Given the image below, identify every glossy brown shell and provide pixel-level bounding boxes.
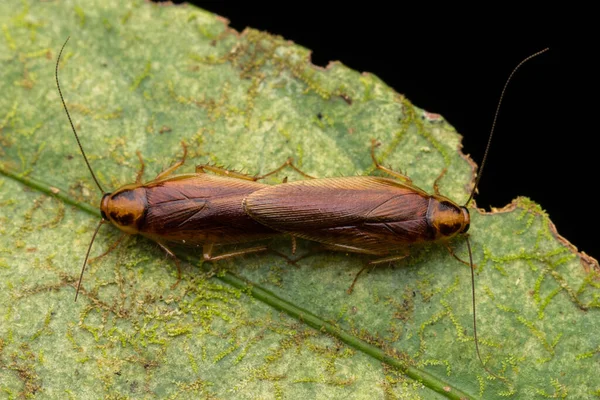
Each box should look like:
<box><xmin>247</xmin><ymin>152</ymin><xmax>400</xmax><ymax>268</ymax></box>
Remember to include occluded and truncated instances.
<box><xmin>104</xmin><ymin>173</ymin><xmax>278</xmax><ymax>246</ymax></box>
<box><xmin>244</xmin><ymin>176</ymin><xmax>440</xmax><ymax>255</ymax></box>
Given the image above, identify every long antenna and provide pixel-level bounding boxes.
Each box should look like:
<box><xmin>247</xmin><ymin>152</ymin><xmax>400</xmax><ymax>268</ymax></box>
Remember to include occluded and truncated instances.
<box><xmin>466</xmin><ymin>236</ymin><xmax>508</xmax><ymax>383</ymax></box>
<box><xmin>464</xmin><ymin>48</ymin><xmax>549</xmax><ymax>206</ymax></box>
<box><xmin>465</xmin><ymin>49</ymin><xmax>549</xmax><ymax>384</ymax></box>
<box><xmin>56</xmin><ymin>37</ymin><xmax>107</xmax><ymax>301</ymax></box>
<box><xmin>55</xmin><ymin>36</ymin><xmax>105</xmax><ymax>194</ymax></box>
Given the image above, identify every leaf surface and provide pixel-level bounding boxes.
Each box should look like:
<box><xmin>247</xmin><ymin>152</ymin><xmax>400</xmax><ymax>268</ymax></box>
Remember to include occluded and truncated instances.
<box><xmin>0</xmin><ymin>1</ymin><xmax>598</xmax><ymax>399</ymax></box>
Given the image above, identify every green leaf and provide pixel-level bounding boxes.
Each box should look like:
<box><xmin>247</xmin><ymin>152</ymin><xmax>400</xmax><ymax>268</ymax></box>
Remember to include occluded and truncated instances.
<box><xmin>0</xmin><ymin>1</ymin><xmax>598</xmax><ymax>399</ymax></box>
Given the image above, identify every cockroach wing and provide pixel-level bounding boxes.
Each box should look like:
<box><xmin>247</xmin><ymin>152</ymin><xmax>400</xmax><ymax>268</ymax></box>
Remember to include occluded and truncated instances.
<box><xmin>244</xmin><ymin>176</ymin><xmax>433</xmax><ymax>255</ymax></box>
<box><xmin>140</xmin><ymin>174</ymin><xmax>276</xmax><ymax>245</ymax></box>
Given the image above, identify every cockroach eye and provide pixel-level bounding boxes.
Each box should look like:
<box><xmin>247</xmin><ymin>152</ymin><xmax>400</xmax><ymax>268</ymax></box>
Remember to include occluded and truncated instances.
<box><xmin>100</xmin><ymin>193</ymin><xmax>111</xmax><ymax>220</ymax></box>
<box><xmin>460</xmin><ymin>206</ymin><xmax>470</xmax><ymax>234</ymax></box>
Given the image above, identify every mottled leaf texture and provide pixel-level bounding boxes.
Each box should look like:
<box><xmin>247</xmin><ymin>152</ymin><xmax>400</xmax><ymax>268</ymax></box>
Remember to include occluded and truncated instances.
<box><xmin>0</xmin><ymin>1</ymin><xmax>598</xmax><ymax>399</ymax></box>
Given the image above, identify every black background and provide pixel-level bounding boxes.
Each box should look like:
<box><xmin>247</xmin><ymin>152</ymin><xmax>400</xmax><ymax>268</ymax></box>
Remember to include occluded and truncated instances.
<box><xmin>165</xmin><ymin>3</ymin><xmax>597</xmax><ymax>262</ymax></box>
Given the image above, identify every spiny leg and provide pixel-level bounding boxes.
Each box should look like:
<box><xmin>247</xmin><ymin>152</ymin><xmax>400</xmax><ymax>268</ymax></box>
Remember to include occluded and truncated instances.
<box><xmin>320</xmin><ymin>243</ymin><xmax>382</xmax><ymax>256</ymax></box>
<box><xmin>433</xmin><ymin>168</ymin><xmax>448</xmax><ymax>196</ymax></box>
<box><xmin>202</xmin><ymin>243</ymin><xmax>269</xmax><ymax>262</ymax></box>
<box><xmin>203</xmin><ymin>241</ymin><xmax>299</xmax><ymax>266</ymax></box>
<box><xmin>154</xmin><ymin>141</ymin><xmax>188</xmax><ymax>181</ymax></box>
<box><xmin>347</xmin><ymin>253</ymin><xmax>408</xmax><ymax>294</ymax></box>
<box><xmin>267</xmin><ymin>238</ymin><xmax>333</xmax><ymax>265</ymax></box>
<box><xmin>197</xmin><ymin>157</ymin><xmax>316</xmax><ymax>181</ymax></box>
<box><xmin>370</xmin><ymin>139</ymin><xmax>412</xmax><ymax>184</ymax></box>
<box><xmin>254</xmin><ymin>157</ymin><xmax>316</xmax><ymax>180</ymax></box>
<box><xmin>291</xmin><ymin>236</ymin><xmax>297</xmax><ymax>255</ymax></box>
<box><xmin>135</xmin><ymin>151</ymin><xmax>145</xmax><ymax>184</ymax></box>
<box><xmin>156</xmin><ymin>241</ymin><xmax>183</xmax><ymax>289</ymax></box>
<box><xmin>196</xmin><ymin>164</ymin><xmax>263</xmax><ymax>181</ymax></box>
<box><xmin>264</xmin><ymin>236</ymin><xmax>304</xmax><ymax>267</ymax></box>
<box><xmin>265</xmin><ymin>248</ymin><xmax>299</xmax><ymax>266</ymax></box>
<box><xmin>305</xmin><ymin>241</ymin><xmax>409</xmax><ymax>294</ymax></box>
<box><xmin>347</xmin><ymin>264</ymin><xmax>374</xmax><ymax>295</ymax></box>
<box><xmin>157</xmin><ymin>241</ymin><xmax>273</xmax><ymax>288</ymax></box>
<box><xmin>283</xmin><ymin>246</ymin><xmax>329</xmax><ymax>265</ymax></box>
<box><xmin>444</xmin><ymin>242</ymin><xmax>472</xmax><ymax>267</ymax></box>
<box><xmin>88</xmin><ymin>233</ymin><xmax>127</xmax><ymax>264</ymax></box>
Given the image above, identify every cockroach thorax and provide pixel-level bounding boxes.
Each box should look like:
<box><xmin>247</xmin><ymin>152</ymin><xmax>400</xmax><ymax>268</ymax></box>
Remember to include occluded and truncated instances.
<box><xmin>426</xmin><ymin>195</ymin><xmax>471</xmax><ymax>240</ymax></box>
<box><xmin>100</xmin><ymin>188</ymin><xmax>147</xmax><ymax>235</ymax></box>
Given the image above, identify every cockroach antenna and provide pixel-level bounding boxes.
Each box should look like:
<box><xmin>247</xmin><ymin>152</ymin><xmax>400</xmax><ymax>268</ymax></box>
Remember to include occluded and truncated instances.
<box><xmin>465</xmin><ymin>48</ymin><xmax>549</xmax><ymax>381</ymax></box>
<box><xmin>465</xmin><ymin>48</ymin><xmax>549</xmax><ymax>206</ymax></box>
<box><xmin>55</xmin><ymin>36</ymin><xmax>105</xmax><ymax>195</ymax></box>
<box><xmin>56</xmin><ymin>36</ymin><xmax>107</xmax><ymax>301</ymax></box>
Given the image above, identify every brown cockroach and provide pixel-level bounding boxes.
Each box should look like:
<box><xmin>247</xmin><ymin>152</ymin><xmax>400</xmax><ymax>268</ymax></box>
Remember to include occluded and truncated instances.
<box><xmin>55</xmin><ymin>37</ymin><xmax>305</xmax><ymax>301</ymax></box>
<box><xmin>243</xmin><ymin>49</ymin><xmax>549</xmax><ymax>379</ymax></box>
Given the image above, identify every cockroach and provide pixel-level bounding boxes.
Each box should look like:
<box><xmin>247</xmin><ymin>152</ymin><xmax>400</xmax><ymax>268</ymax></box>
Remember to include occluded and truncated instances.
<box><xmin>55</xmin><ymin>37</ymin><xmax>303</xmax><ymax>301</ymax></box>
<box><xmin>243</xmin><ymin>49</ymin><xmax>549</xmax><ymax>379</ymax></box>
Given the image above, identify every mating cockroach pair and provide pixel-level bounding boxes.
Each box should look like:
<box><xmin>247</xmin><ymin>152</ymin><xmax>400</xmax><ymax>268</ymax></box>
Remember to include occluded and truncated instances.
<box><xmin>56</xmin><ymin>37</ymin><xmax>547</xmax><ymax>379</ymax></box>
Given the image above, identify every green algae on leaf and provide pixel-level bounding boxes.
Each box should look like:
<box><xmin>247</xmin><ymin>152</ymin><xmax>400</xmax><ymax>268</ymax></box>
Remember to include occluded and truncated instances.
<box><xmin>0</xmin><ymin>1</ymin><xmax>599</xmax><ymax>399</ymax></box>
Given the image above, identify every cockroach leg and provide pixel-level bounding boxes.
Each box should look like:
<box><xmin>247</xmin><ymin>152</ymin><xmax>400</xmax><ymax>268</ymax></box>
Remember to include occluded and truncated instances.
<box><xmin>265</xmin><ymin>247</ymin><xmax>299</xmax><ymax>266</ymax></box>
<box><xmin>156</xmin><ymin>241</ymin><xmax>178</xmax><ymax>259</ymax></box>
<box><xmin>321</xmin><ymin>243</ymin><xmax>381</xmax><ymax>256</ymax></box>
<box><xmin>202</xmin><ymin>243</ymin><xmax>269</xmax><ymax>262</ymax></box>
<box><xmin>347</xmin><ymin>265</ymin><xmax>373</xmax><ymax>294</ymax></box>
<box><xmin>368</xmin><ymin>253</ymin><xmax>409</xmax><ymax>265</ymax></box>
<box><xmin>254</xmin><ymin>157</ymin><xmax>316</xmax><ymax>180</ymax></box>
<box><xmin>211</xmin><ymin>246</ymin><xmax>268</xmax><ymax>261</ymax></box>
<box><xmin>197</xmin><ymin>158</ymin><xmax>315</xmax><ymax>181</ymax></box>
<box><xmin>370</xmin><ymin>139</ymin><xmax>412</xmax><ymax>184</ymax></box>
<box><xmin>156</xmin><ymin>241</ymin><xmax>183</xmax><ymax>289</ymax></box>
<box><xmin>444</xmin><ymin>242</ymin><xmax>472</xmax><ymax>267</ymax></box>
<box><xmin>88</xmin><ymin>233</ymin><xmax>127</xmax><ymax>264</ymax></box>
<box><xmin>432</xmin><ymin>168</ymin><xmax>448</xmax><ymax>196</ymax></box>
<box><xmin>201</xmin><ymin>241</ymin><xmax>298</xmax><ymax>267</ymax></box>
<box><xmin>286</xmin><ymin>245</ymin><xmax>328</xmax><ymax>264</ymax></box>
<box><xmin>348</xmin><ymin>252</ymin><xmax>409</xmax><ymax>294</ymax></box>
<box><xmin>135</xmin><ymin>151</ymin><xmax>145</xmax><ymax>184</ymax></box>
<box><xmin>195</xmin><ymin>164</ymin><xmax>260</xmax><ymax>181</ymax></box>
<box><xmin>291</xmin><ymin>236</ymin><xmax>297</xmax><ymax>255</ymax></box>
<box><xmin>202</xmin><ymin>243</ymin><xmax>214</xmax><ymax>259</ymax></box>
<box><xmin>154</xmin><ymin>141</ymin><xmax>188</xmax><ymax>180</ymax></box>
